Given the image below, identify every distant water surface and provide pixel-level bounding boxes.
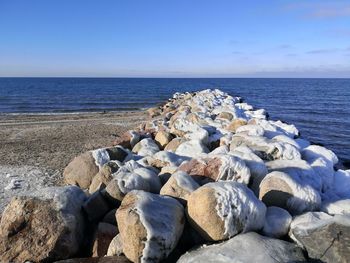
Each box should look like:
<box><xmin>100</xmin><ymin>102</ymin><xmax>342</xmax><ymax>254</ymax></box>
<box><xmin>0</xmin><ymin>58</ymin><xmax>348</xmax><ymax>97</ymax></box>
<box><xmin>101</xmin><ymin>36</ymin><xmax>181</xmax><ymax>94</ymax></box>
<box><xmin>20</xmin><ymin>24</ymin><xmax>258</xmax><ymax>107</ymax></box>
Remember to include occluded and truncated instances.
<box><xmin>0</xmin><ymin>78</ymin><xmax>349</xmax><ymax>164</ymax></box>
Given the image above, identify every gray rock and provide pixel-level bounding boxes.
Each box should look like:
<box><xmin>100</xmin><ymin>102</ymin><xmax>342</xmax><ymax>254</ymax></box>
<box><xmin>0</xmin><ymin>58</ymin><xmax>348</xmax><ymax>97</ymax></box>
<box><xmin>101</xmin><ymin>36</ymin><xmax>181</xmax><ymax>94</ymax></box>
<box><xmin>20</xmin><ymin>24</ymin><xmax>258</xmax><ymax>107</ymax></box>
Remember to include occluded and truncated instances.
<box><xmin>177</xmin><ymin>232</ymin><xmax>306</xmax><ymax>263</ymax></box>
<box><xmin>290</xmin><ymin>212</ymin><xmax>350</xmax><ymax>263</ymax></box>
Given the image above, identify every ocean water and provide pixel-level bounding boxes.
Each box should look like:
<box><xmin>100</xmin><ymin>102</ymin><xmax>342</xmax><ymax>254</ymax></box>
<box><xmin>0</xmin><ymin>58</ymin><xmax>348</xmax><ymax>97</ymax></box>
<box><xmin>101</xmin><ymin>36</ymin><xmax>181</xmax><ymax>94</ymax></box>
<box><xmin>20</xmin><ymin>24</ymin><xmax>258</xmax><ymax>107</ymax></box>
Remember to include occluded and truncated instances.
<box><xmin>0</xmin><ymin>78</ymin><xmax>349</xmax><ymax>164</ymax></box>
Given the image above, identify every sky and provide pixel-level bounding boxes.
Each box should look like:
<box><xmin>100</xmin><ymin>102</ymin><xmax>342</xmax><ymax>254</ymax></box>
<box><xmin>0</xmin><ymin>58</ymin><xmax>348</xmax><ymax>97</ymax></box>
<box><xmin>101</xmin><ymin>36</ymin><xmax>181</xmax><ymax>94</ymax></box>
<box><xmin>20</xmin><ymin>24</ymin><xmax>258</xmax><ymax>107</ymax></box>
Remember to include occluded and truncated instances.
<box><xmin>0</xmin><ymin>0</ymin><xmax>349</xmax><ymax>77</ymax></box>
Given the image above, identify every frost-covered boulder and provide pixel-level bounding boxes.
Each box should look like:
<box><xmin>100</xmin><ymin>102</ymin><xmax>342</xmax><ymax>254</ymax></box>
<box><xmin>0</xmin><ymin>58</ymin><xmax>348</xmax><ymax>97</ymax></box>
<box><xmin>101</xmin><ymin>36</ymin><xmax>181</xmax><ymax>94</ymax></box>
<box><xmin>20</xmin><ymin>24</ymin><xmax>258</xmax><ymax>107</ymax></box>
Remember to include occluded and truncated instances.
<box><xmin>132</xmin><ymin>138</ymin><xmax>160</xmax><ymax>157</ymax></box>
<box><xmin>175</xmin><ymin>139</ymin><xmax>209</xmax><ymax>158</ymax></box>
<box><xmin>177</xmin><ymin>232</ymin><xmax>305</xmax><ymax>263</ymax></box>
<box><xmin>259</xmin><ymin>171</ymin><xmax>321</xmax><ymax>215</ymax></box>
<box><xmin>116</xmin><ymin>190</ymin><xmax>185</xmax><ymax>263</ymax></box>
<box><xmin>148</xmin><ymin>151</ymin><xmax>190</xmax><ymax>169</ymax></box>
<box><xmin>262</xmin><ymin>206</ymin><xmax>292</xmax><ymax>238</ymax></box>
<box><xmin>103</xmin><ymin>160</ymin><xmax>162</xmax><ymax>202</ymax></box>
<box><xmin>266</xmin><ymin>159</ymin><xmax>322</xmax><ymax>192</ymax></box>
<box><xmin>186</xmin><ymin>181</ymin><xmax>266</xmax><ymax>241</ymax></box>
<box><xmin>160</xmin><ymin>171</ymin><xmax>200</xmax><ymax>203</ymax></box>
<box><xmin>170</xmin><ymin>118</ymin><xmax>209</xmax><ymax>145</ymax></box>
<box><xmin>289</xmin><ymin>212</ymin><xmax>350</xmax><ymax>263</ymax></box>
<box><xmin>230</xmin><ymin>146</ymin><xmax>268</xmax><ymax>192</ymax></box>
<box><xmin>230</xmin><ymin>134</ymin><xmax>301</xmax><ymax>161</ymax></box>
<box><xmin>225</xmin><ymin>119</ymin><xmax>247</xmax><ymax>132</ymax></box>
<box><xmin>178</xmin><ymin>155</ymin><xmax>251</xmax><ymax>184</ymax></box>
<box><xmin>0</xmin><ymin>186</ymin><xmax>86</xmax><ymax>262</ymax></box>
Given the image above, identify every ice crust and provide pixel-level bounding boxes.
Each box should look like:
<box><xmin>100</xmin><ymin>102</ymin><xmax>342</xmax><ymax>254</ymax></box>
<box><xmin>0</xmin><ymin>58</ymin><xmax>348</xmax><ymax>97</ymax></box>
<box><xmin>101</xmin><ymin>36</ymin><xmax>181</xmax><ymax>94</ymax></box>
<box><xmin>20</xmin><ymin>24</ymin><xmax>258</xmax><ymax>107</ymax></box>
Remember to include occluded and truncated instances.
<box><xmin>210</xmin><ymin>181</ymin><xmax>266</xmax><ymax>237</ymax></box>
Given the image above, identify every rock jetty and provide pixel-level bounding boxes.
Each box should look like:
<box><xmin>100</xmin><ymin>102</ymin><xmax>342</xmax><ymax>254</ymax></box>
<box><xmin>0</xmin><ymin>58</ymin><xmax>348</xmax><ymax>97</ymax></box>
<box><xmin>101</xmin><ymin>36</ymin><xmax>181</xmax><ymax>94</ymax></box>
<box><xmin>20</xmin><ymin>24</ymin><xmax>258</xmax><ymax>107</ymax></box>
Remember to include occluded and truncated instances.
<box><xmin>1</xmin><ymin>89</ymin><xmax>350</xmax><ymax>263</ymax></box>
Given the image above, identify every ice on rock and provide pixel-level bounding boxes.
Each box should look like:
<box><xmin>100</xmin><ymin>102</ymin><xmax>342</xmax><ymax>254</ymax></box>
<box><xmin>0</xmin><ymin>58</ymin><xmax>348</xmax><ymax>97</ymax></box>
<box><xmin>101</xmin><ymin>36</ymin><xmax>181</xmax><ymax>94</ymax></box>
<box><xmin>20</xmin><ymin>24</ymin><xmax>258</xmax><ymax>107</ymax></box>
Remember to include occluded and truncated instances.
<box><xmin>170</xmin><ymin>118</ymin><xmax>209</xmax><ymax>144</ymax></box>
<box><xmin>230</xmin><ymin>146</ymin><xmax>268</xmax><ymax>192</ymax></box>
<box><xmin>322</xmin><ymin>199</ymin><xmax>350</xmax><ymax>215</ymax></box>
<box><xmin>175</xmin><ymin>139</ymin><xmax>209</xmax><ymax>158</ymax></box>
<box><xmin>235</xmin><ymin>124</ymin><xmax>265</xmax><ymax>136</ymax></box>
<box><xmin>112</xmin><ymin>160</ymin><xmax>161</xmax><ymax>195</ymax></box>
<box><xmin>151</xmin><ymin>151</ymin><xmax>190</xmax><ymax>167</ymax></box>
<box><xmin>266</xmin><ymin>159</ymin><xmax>322</xmax><ymax>192</ymax></box>
<box><xmin>91</xmin><ymin>148</ymin><xmax>110</xmax><ymax>168</ymax></box>
<box><xmin>262</xmin><ymin>206</ymin><xmax>292</xmax><ymax>238</ymax></box>
<box><xmin>212</xmin><ymin>181</ymin><xmax>266</xmax><ymax>236</ymax></box>
<box><xmin>132</xmin><ymin>138</ymin><xmax>160</xmax><ymax>157</ymax></box>
<box><xmin>331</xmin><ymin>169</ymin><xmax>350</xmax><ymax>199</ymax></box>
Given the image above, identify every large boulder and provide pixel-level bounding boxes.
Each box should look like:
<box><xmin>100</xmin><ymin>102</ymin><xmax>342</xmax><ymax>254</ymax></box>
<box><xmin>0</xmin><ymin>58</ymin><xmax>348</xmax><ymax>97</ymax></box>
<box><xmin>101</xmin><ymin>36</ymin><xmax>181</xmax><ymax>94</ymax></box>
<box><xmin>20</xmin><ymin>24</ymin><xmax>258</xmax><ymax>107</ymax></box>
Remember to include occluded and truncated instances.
<box><xmin>116</xmin><ymin>190</ymin><xmax>185</xmax><ymax>263</ymax></box>
<box><xmin>103</xmin><ymin>160</ymin><xmax>162</xmax><ymax>203</ymax></box>
<box><xmin>186</xmin><ymin>181</ymin><xmax>266</xmax><ymax>241</ymax></box>
<box><xmin>113</xmin><ymin>130</ymin><xmax>141</xmax><ymax>149</ymax></box>
<box><xmin>64</xmin><ymin>151</ymin><xmax>101</xmax><ymax>189</ymax></box>
<box><xmin>178</xmin><ymin>155</ymin><xmax>251</xmax><ymax>184</ymax></box>
<box><xmin>259</xmin><ymin>171</ymin><xmax>321</xmax><ymax>215</ymax></box>
<box><xmin>177</xmin><ymin>232</ymin><xmax>306</xmax><ymax>263</ymax></box>
<box><xmin>0</xmin><ymin>186</ymin><xmax>86</xmax><ymax>262</ymax></box>
<box><xmin>132</xmin><ymin>138</ymin><xmax>159</xmax><ymax>157</ymax></box>
<box><xmin>289</xmin><ymin>212</ymin><xmax>350</xmax><ymax>263</ymax></box>
<box><xmin>154</xmin><ymin>130</ymin><xmax>173</xmax><ymax>149</ymax></box>
<box><xmin>175</xmin><ymin>139</ymin><xmax>209</xmax><ymax>158</ymax></box>
<box><xmin>148</xmin><ymin>151</ymin><xmax>189</xmax><ymax>169</ymax></box>
<box><xmin>160</xmin><ymin>171</ymin><xmax>200</xmax><ymax>204</ymax></box>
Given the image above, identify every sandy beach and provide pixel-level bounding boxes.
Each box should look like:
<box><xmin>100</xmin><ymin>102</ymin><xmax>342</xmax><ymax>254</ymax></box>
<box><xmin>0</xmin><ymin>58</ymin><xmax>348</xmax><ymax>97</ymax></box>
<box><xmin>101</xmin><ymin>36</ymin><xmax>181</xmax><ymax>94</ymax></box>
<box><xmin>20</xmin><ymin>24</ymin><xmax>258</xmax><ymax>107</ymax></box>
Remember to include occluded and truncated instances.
<box><xmin>0</xmin><ymin>111</ymin><xmax>146</xmax><ymax>211</ymax></box>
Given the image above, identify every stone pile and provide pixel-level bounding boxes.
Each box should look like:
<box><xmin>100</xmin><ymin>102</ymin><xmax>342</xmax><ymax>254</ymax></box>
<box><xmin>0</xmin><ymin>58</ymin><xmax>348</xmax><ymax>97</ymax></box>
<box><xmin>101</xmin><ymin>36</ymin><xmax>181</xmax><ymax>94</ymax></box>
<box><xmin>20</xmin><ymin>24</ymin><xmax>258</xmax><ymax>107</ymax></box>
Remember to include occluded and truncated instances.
<box><xmin>1</xmin><ymin>89</ymin><xmax>350</xmax><ymax>263</ymax></box>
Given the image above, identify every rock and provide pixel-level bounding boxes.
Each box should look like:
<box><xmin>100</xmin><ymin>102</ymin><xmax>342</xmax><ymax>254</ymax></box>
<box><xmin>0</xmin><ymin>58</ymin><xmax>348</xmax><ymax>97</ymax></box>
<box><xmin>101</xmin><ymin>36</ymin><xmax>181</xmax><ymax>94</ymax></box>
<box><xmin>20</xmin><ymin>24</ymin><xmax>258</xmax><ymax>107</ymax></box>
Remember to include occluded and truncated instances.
<box><xmin>64</xmin><ymin>151</ymin><xmax>100</xmax><ymax>189</ymax></box>
<box><xmin>289</xmin><ymin>212</ymin><xmax>350</xmax><ymax>263</ymax></box>
<box><xmin>259</xmin><ymin>171</ymin><xmax>321</xmax><ymax>215</ymax></box>
<box><xmin>164</xmin><ymin>137</ymin><xmax>185</xmax><ymax>152</ymax></box>
<box><xmin>103</xmin><ymin>160</ymin><xmax>162</xmax><ymax>203</ymax></box>
<box><xmin>107</xmin><ymin>234</ymin><xmax>123</xmax><ymax>256</ymax></box>
<box><xmin>55</xmin><ymin>256</ymin><xmax>131</xmax><ymax>263</ymax></box>
<box><xmin>322</xmin><ymin>199</ymin><xmax>350</xmax><ymax>215</ymax></box>
<box><xmin>106</xmin><ymin>146</ymin><xmax>129</xmax><ymax>162</ymax></box>
<box><xmin>160</xmin><ymin>171</ymin><xmax>200</xmax><ymax>204</ymax></box>
<box><xmin>177</xmin><ymin>232</ymin><xmax>306</xmax><ymax>263</ymax></box>
<box><xmin>154</xmin><ymin>131</ymin><xmax>173</xmax><ymax>149</ymax></box>
<box><xmin>83</xmin><ymin>191</ymin><xmax>110</xmax><ymax>222</ymax></box>
<box><xmin>113</xmin><ymin>130</ymin><xmax>141</xmax><ymax>149</ymax></box>
<box><xmin>225</xmin><ymin>119</ymin><xmax>247</xmax><ymax>132</ymax></box>
<box><xmin>0</xmin><ymin>186</ymin><xmax>86</xmax><ymax>262</ymax></box>
<box><xmin>217</xmin><ymin>111</ymin><xmax>233</xmax><ymax>121</ymax></box>
<box><xmin>147</xmin><ymin>107</ymin><xmax>161</xmax><ymax>118</ymax></box>
<box><xmin>175</xmin><ymin>139</ymin><xmax>209</xmax><ymax>158</ymax></box>
<box><xmin>170</xmin><ymin>119</ymin><xmax>209</xmax><ymax>145</ymax></box>
<box><xmin>102</xmin><ymin>208</ymin><xmax>118</xmax><ymax>226</ymax></box>
<box><xmin>262</xmin><ymin>206</ymin><xmax>292</xmax><ymax>238</ymax></box>
<box><xmin>230</xmin><ymin>134</ymin><xmax>301</xmax><ymax>161</ymax></box>
<box><xmin>92</xmin><ymin>223</ymin><xmax>119</xmax><ymax>257</ymax></box>
<box><xmin>148</xmin><ymin>151</ymin><xmax>189</xmax><ymax>169</ymax></box>
<box><xmin>186</xmin><ymin>181</ymin><xmax>266</xmax><ymax>241</ymax></box>
<box><xmin>89</xmin><ymin>161</ymin><xmax>121</xmax><ymax>194</ymax></box>
<box><xmin>178</xmin><ymin>155</ymin><xmax>251</xmax><ymax>185</ymax></box>
<box><xmin>132</xmin><ymin>138</ymin><xmax>160</xmax><ymax>157</ymax></box>
<box><xmin>116</xmin><ymin>190</ymin><xmax>185</xmax><ymax>263</ymax></box>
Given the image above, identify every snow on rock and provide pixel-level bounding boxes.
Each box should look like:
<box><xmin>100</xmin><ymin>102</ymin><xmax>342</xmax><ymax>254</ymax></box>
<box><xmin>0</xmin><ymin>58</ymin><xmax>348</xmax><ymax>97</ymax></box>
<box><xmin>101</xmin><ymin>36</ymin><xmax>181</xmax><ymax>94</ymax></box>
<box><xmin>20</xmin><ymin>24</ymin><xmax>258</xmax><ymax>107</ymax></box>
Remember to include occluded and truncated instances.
<box><xmin>187</xmin><ymin>181</ymin><xmax>266</xmax><ymax>241</ymax></box>
<box><xmin>259</xmin><ymin>171</ymin><xmax>321</xmax><ymax>215</ymax></box>
<box><xmin>91</xmin><ymin>148</ymin><xmax>110</xmax><ymax>168</ymax></box>
<box><xmin>149</xmin><ymin>150</ymin><xmax>190</xmax><ymax>168</ymax></box>
<box><xmin>175</xmin><ymin>139</ymin><xmax>209</xmax><ymax>158</ymax></box>
<box><xmin>331</xmin><ymin>169</ymin><xmax>350</xmax><ymax>199</ymax></box>
<box><xmin>262</xmin><ymin>206</ymin><xmax>292</xmax><ymax>238</ymax></box>
<box><xmin>177</xmin><ymin>232</ymin><xmax>306</xmax><ymax>263</ymax></box>
<box><xmin>116</xmin><ymin>190</ymin><xmax>185</xmax><ymax>263</ymax></box>
<box><xmin>132</xmin><ymin>138</ymin><xmax>160</xmax><ymax>157</ymax></box>
<box><xmin>178</xmin><ymin>155</ymin><xmax>251</xmax><ymax>184</ymax></box>
<box><xmin>322</xmin><ymin>199</ymin><xmax>350</xmax><ymax>215</ymax></box>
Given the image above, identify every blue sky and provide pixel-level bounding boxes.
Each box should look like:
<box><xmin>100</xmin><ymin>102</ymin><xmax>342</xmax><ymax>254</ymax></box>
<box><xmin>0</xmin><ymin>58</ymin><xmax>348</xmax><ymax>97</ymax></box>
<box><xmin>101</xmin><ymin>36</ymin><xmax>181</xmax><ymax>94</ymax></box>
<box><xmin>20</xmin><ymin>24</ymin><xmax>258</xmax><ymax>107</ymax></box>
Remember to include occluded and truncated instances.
<box><xmin>0</xmin><ymin>0</ymin><xmax>349</xmax><ymax>77</ymax></box>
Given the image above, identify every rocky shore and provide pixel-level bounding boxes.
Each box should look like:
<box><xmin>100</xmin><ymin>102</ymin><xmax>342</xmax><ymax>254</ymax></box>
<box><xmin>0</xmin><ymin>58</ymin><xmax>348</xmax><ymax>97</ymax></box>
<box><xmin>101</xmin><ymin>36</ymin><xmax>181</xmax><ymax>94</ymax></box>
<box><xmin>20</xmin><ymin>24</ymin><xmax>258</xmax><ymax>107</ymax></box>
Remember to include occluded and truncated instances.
<box><xmin>0</xmin><ymin>89</ymin><xmax>349</xmax><ymax>262</ymax></box>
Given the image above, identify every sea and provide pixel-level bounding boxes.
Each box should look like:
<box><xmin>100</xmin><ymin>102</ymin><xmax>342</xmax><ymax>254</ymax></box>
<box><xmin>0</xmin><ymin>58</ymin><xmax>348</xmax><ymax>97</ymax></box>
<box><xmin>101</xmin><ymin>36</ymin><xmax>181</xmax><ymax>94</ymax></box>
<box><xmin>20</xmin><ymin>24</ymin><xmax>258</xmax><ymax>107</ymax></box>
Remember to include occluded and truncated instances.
<box><xmin>0</xmin><ymin>78</ymin><xmax>349</xmax><ymax>165</ymax></box>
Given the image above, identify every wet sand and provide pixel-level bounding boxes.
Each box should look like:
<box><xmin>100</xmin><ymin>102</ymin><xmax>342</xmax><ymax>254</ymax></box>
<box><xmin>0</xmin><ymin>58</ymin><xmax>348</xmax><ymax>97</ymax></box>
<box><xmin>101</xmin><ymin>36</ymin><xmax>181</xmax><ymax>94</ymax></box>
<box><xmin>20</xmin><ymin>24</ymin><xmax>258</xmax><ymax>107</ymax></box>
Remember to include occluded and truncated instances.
<box><xmin>0</xmin><ymin>111</ymin><xmax>146</xmax><ymax>211</ymax></box>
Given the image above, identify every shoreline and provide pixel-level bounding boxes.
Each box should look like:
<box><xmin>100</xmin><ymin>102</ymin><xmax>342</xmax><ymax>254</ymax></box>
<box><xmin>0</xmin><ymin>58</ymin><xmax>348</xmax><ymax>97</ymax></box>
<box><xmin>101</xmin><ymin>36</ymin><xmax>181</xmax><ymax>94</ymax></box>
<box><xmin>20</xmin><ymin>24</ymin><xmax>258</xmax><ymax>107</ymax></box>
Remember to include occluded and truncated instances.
<box><xmin>0</xmin><ymin>110</ymin><xmax>147</xmax><ymax>212</ymax></box>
